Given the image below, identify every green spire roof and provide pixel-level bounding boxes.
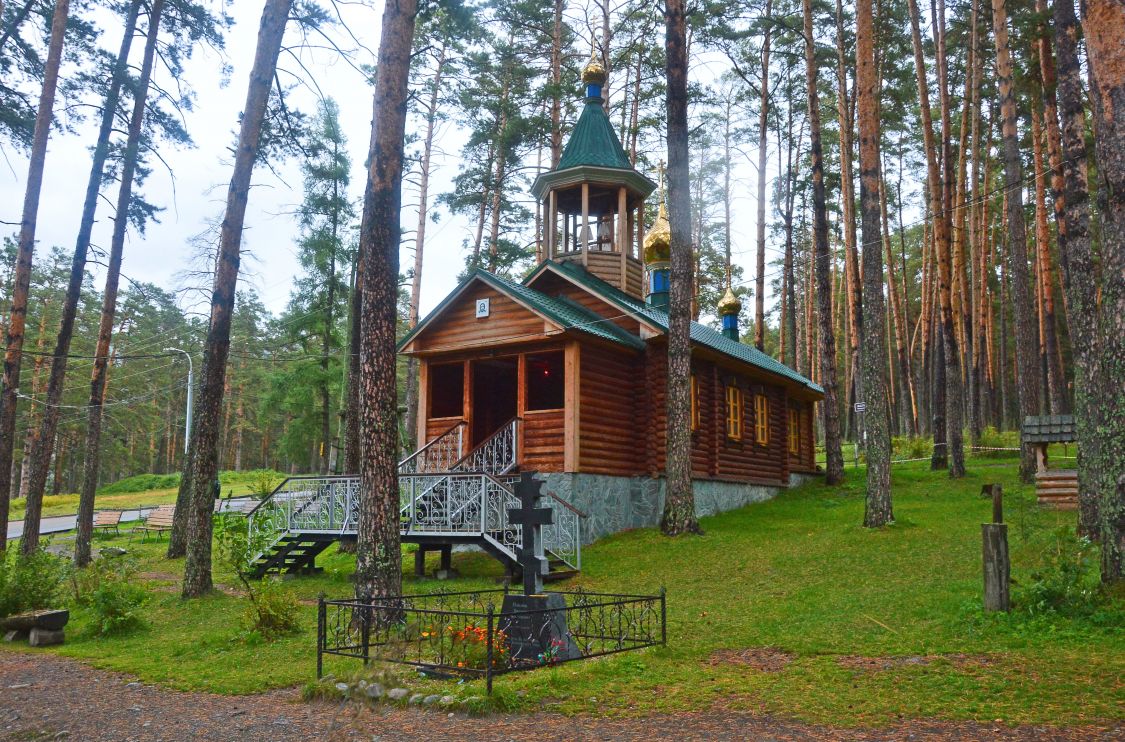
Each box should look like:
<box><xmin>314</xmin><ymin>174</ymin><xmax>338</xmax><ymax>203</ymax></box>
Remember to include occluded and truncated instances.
<box><xmin>556</xmin><ymin>98</ymin><xmax>632</xmax><ymax>171</ymax></box>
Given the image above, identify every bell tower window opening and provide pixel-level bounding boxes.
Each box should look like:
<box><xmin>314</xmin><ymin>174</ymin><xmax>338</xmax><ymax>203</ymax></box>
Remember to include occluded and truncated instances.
<box><xmin>525</xmin><ymin>352</ymin><xmax>565</xmax><ymax>411</ymax></box>
<box><xmin>429</xmin><ymin>362</ymin><xmax>465</xmax><ymax>419</ymax></box>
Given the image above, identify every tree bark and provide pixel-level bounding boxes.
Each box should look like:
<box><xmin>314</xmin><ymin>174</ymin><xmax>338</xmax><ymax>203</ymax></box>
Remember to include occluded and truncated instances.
<box><xmin>1052</xmin><ymin>0</ymin><xmax>1097</xmax><ymax>538</ymax></box>
<box><xmin>660</xmin><ymin>0</ymin><xmax>701</xmax><ymax>535</ymax></box>
<box><xmin>857</xmin><ymin>0</ymin><xmax>891</xmax><ymax>524</ymax></box>
<box><xmin>802</xmin><ymin>0</ymin><xmax>845</xmax><ymax>485</ymax></box>
<box><xmin>0</xmin><ymin>0</ymin><xmax>69</xmax><ymax>552</ymax></box>
<box><xmin>992</xmin><ymin>0</ymin><xmax>1041</xmax><ymax>481</ymax></box>
<box><xmin>181</xmin><ymin>0</ymin><xmax>292</xmax><ymax>596</ymax></box>
<box><xmin>1080</xmin><ymin>0</ymin><xmax>1125</xmax><ymax>581</ymax></box>
<box><xmin>753</xmin><ymin>0</ymin><xmax>773</xmax><ymax>351</ymax></box>
<box><xmin>404</xmin><ymin>43</ymin><xmax>447</xmax><ymax>456</ymax></box>
<box><xmin>1030</xmin><ymin>104</ymin><xmax>1067</xmax><ymax>416</ymax></box>
<box><xmin>75</xmin><ymin>0</ymin><xmax>163</xmax><ymax>566</ymax></box>
<box><xmin>354</xmin><ymin>0</ymin><xmax>417</xmax><ymax>602</ymax></box>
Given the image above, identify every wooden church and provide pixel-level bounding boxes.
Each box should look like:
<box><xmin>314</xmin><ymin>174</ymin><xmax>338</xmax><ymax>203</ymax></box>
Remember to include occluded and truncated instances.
<box><xmin>398</xmin><ymin>55</ymin><xmax>823</xmax><ymax>504</ymax></box>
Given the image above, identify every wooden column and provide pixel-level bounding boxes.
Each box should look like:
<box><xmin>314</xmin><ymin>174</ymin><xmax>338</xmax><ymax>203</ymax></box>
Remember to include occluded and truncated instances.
<box><xmin>516</xmin><ymin>353</ymin><xmax>526</xmax><ymax>468</ymax></box>
<box><xmin>463</xmin><ymin>359</ymin><xmax>473</xmax><ymax>446</ymax></box>
<box><xmin>617</xmin><ymin>187</ymin><xmax>628</xmax><ymax>290</ymax></box>
<box><xmin>547</xmin><ymin>190</ymin><xmax>557</xmax><ymax>260</ymax></box>
<box><xmin>581</xmin><ymin>182</ymin><xmax>590</xmax><ymax>267</ymax></box>
<box><xmin>564</xmin><ymin>341</ymin><xmax>580</xmax><ymax>472</ymax></box>
<box><xmin>416</xmin><ymin>359</ymin><xmax>429</xmax><ymax>450</ymax></box>
<box><xmin>636</xmin><ymin>205</ymin><xmax>646</xmax><ymax>261</ymax></box>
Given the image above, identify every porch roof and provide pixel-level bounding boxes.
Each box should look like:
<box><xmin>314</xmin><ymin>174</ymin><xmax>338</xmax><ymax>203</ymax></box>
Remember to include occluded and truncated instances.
<box><xmin>397</xmin><ymin>268</ymin><xmax>645</xmax><ymax>353</ymax></box>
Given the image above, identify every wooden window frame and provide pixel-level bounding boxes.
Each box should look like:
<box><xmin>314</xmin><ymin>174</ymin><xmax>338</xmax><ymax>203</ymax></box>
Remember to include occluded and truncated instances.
<box><xmin>788</xmin><ymin>407</ymin><xmax>800</xmax><ymax>454</ymax></box>
<box><xmin>725</xmin><ymin>384</ymin><xmax>742</xmax><ymax>441</ymax></box>
<box><xmin>754</xmin><ymin>393</ymin><xmax>770</xmax><ymax>445</ymax></box>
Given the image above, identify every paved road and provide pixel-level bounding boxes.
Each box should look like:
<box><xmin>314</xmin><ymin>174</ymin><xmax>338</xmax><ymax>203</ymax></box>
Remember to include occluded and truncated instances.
<box><xmin>5</xmin><ymin>498</ymin><xmax>255</xmax><ymax>541</ymax></box>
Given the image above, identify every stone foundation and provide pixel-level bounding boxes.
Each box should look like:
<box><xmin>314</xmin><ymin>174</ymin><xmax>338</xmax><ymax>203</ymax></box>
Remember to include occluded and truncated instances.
<box><xmin>542</xmin><ymin>471</ymin><xmax>821</xmax><ymax>545</ymax></box>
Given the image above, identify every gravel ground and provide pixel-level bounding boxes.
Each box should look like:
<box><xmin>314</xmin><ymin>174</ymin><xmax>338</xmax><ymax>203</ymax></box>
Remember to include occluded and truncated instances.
<box><xmin>0</xmin><ymin>652</ymin><xmax>1120</xmax><ymax>741</ymax></box>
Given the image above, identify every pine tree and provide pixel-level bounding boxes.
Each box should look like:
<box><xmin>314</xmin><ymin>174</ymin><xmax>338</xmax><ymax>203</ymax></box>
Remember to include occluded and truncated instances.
<box><xmin>354</xmin><ymin>0</ymin><xmax>418</xmax><ymax>603</ymax></box>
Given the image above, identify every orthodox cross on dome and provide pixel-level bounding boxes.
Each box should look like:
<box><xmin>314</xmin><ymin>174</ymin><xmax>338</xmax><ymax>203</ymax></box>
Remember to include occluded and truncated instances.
<box><xmin>508</xmin><ymin>472</ymin><xmax>553</xmax><ymax>595</ymax></box>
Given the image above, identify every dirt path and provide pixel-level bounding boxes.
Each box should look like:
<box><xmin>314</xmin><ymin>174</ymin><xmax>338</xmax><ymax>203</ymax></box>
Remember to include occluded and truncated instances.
<box><xmin>0</xmin><ymin>653</ymin><xmax>1119</xmax><ymax>741</ymax></box>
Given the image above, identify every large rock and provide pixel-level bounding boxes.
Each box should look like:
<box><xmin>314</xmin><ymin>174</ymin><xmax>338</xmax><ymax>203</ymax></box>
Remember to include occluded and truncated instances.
<box><xmin>0</xmin><ymin>610</ymin><xmax>69</xmax><ymax>632</ymax></box>
<box><xmin>28</xmin><ymin>628</ymin><xmax>65</xmax><ymax>647</ymax></box>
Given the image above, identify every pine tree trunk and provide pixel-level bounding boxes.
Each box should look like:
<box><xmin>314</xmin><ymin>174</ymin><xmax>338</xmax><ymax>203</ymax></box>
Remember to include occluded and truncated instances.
<box><xmin>991</xmin><ymin>0</ymin><xmax>1042</xmax><ymax>481</ymax></box>
<box><xmin>404</xmin><ymin>42</ymin><xmax>448</xmax><ymax>453</ymax></box>
<box><xmin>75</xmin><ymin>0</ymin><xmax>162</xmax><ymax>566</ymax></box>
<box><xmin>20</xmin><ymin>1</ymin><xmax>144</xmax><ymax>553</ymax></box>
<box><xmin>181</xmin><ymin>0</ymin><xmax>292</xmax><ymax>596</ymax></box>
<box><xmin>802</xmin><ymin>0</ymin><xmax>845</xmax><ymax>485</ymax></box>
<box><xmin>753</xmin><ymin>0</ymin><xmax>773</xmax><ymax>351</ymax></box>
<box><xmin>1052</xmin><ymin>0</ymin><xmax>1097</xmax><ymax>538</ymax></box>
<box><xmin>354</xmin><ymin>0</ymin><xmax>416</xmax><ymax>602</ymax></box>
<box><xmin>1080</xmin><ymin>0</ymin><xmax>1125</xmax><ymax>581</ymax></box>
<box><xmin>0</xmin><ymin>0</ymin><xmax>69</xmax><ymax>552</ymax></box>
<box><xmin>660</xmin><ymin>0</ymin><xmax>701</xmax><ymax>535</ymax></box>
<box><xmin>344</xmin><ymin>209</ymin><xmax>364</xmax><ymax>474</ymax></box>
<box><xmin>550</xmin><ymin>0</ymin><xmax>563</xmax><ymax>167</ymax></box>
<box><xmin>857</xmin><ymin>0</ymin><xmax>892</xmax><ymax>524</ymax></box>
<box><xmin>1030</xmin><ymin>105</ymin><xmax>1067</xmax><ymax>415</ymax></box>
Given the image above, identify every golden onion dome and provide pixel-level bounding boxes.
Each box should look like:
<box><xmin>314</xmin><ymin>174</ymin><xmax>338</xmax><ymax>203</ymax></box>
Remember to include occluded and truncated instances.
<box><xmin>643</xmin><ymin>201</ymin><xmax>671</xmax><ymax>264</ymax></box>
<box><xmin>581</xmin><ymin>52</ymin><xmax>607</xmax><ymax>87</ymax></box>
<box><xmin>717</xmin><ymin>286</ymin><xmax>742</xmax><ymax>316</ymax></box>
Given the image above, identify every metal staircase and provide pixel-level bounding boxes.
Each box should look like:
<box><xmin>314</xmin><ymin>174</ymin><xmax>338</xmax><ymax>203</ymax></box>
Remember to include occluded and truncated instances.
<box><xmin>245</xmin><ymin>419</ymin><xmax>584</xmax><ymax>580</ymax></box>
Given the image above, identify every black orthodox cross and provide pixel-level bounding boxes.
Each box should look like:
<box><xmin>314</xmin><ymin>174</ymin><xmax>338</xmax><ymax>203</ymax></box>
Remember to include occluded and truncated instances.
<box><xmin>508</xmin><ymin>471</ymin><xmax>553</xmax><ymax>595</ymax></box>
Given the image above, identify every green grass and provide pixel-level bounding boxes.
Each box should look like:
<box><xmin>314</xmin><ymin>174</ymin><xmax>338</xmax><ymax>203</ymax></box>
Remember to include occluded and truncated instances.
<box><xmin>8</xmin><ymin>470</ymin><xmax>286</xmax><ymax>521</ymax></box>
<box><xmin>6</xmin><ymin>461</ymin><xmax>1122</xmax><ymax>727</ymax></box>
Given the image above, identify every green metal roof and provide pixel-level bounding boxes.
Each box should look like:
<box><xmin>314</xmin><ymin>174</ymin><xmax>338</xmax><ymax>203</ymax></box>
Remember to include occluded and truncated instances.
<box><xmin>397</xmin><ymin>268</ymin><xmax>644</xmax><ymax>352</ymax></box>
<box><xmin>1021</xmin><ymin>415</ymin><xmax>1077</xmax><ymax>443</ymax></box>
<box><xmin>556</xmin><ymin>97</ymin><xmax>632</xmax><ymax>171</ymax></box>
<box><xmin>529</xmin><ymin>261</ymin><xmax>825</xmax><ymax>396</ymax></box>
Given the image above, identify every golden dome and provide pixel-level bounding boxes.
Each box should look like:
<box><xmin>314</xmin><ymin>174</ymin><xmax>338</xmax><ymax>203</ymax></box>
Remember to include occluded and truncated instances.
<box><xmin>718</xmin><ymin>286</ymin><xmax>742</xmax><ymax>316</ymax></box>
<box><xmin>581</xmin><ymin>51</ymin><xmax>607</xmax><ymax>87</ymax></box>
<box><xmin>643</xmin><ymin>201</ymin><xmax>671</xmax><ymax>264</ymax></box>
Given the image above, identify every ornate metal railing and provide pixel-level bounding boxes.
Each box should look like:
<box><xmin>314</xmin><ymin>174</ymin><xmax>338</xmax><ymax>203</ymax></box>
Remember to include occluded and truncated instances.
<box><xmin>317</xmin><ymin>587</ymin><xmax>665</xmax><ymax>692</ymax></box>
<box><xmin>246</xmin><ymin>476</ymin><xmax>361</xmax><ymax>563</ymax></box>
<box><xmin>451</xmin><ymin>417</ymin><xmax>519</xmax><ymax>475</ymax></box>
<box><xmin>398</xmin><ymin>421</ymin><xmax>465</xmax><ymax>475</ymax></box>
<box><xmin>397</xmin><ymin>472</ymin><xmax>582</xmax><ymax>570</ymax></box>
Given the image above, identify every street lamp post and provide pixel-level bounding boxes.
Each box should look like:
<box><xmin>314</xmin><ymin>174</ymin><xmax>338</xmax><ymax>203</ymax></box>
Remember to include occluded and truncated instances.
<box><xmin>165</xmin><ymin>348</ymin><xmax>193</xmax><ymax>455</ymax></box>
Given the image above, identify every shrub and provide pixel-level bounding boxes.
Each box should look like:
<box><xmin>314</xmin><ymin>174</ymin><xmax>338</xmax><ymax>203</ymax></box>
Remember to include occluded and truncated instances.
<box><xmin>244</xmin><ymin>470</ymin><xmax>281</xmax><ymax>497</ymax></box>
<box><xmin>72</xmin><ymin>554</ymin><xmax>148</xmax><ymax>635</ymax></box>
<box><xmin>1016</xmin><ymin>527</ymin><xmax>1106</xmax><ymax>618</ymax></box>
<box><xmin>891</xmin><ymin>435</ymin><xmax>933</xmax><ymax>461</ymax></box>
<box><xmin>214</xmin><ymin>514</ymin><xmax>301</xmax><ymax>639</ymax></box>
<box><xmin>976</xmin><ymin>426</ymin><xmax>1021</xmax><ymax>458</ymax></box>
<box><xmin>0</xmin><ymin>547</ymin><xmax>69</xmax><ymax>617</ymax></box>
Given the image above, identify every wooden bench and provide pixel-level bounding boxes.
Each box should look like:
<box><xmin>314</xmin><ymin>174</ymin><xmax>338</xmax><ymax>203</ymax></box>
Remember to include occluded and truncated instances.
<box><xmin>92</xmin><ymin>510</ymin><xmax>122</xmax><ymax>536</ymax></box>
<box><xmin>131</xmin><ymin>506</ymin><xmax>176</xmax><ymax>542</ymax></box>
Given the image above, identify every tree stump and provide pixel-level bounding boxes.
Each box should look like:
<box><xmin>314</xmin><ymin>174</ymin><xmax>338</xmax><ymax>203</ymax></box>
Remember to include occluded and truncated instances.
<box><xmin>982</xmin><ymin>523</ymin><xmax>1010</xmax><ymax>612</ymax></box>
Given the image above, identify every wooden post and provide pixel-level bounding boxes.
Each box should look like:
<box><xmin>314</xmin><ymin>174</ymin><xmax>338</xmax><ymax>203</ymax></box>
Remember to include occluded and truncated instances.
<box><xmin>416</xmin><ymin>359</ymin><xmax>428</xmax><ymax>451</ymax></box>
<box><xmin>982</xmin><ymin>484</ymin><xmax>1010</xmax><ymax>611</ymax></box>
<box><xmin>564</xmin><ymin>341</ymin><xmax>580</xmax><ymax>471</ymax></box>
<box><xmin>581</xmin><ymin>183</ymin><xmax>590</xmax><ymax>266</ymax></box>
<box><xmin>548</xmin><ymin>190</ymin><xmax>557</xmax><ymax>260</ymax></box>
<box><xmin>618</xmin><ymin>186</ymin><xmax>628</xmax><ymax>290</ymax></box>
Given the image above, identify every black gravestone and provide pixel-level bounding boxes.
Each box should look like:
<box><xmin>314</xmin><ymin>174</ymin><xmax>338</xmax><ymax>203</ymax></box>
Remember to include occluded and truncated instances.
<box><xmin>500</xmin><ymin>472</ymin><xmax>581</xmax><ymax>664</ymax></box>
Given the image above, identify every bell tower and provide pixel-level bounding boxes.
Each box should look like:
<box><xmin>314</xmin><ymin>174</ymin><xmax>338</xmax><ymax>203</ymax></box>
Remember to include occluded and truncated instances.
<box><xmin>531</xmin><ymin>53</ymin><xmax>657</xmax><ymax>299</ymax></box>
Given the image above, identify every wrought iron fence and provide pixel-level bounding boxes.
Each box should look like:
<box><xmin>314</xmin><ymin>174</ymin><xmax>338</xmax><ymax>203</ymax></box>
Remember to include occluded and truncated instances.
<box><xmin>452</xmin><ymin>417</ymin><xmax>518</xmax><ymax>474</ymax></box>
<box><xmin>397</xmin><ymin>473</ymin><xmax>583</xmax><ymax>570</ymax></box>
<box><xmin>398</xmin><ymin>421</ymin><xmax>465</xmax><ymax>475</ymax></box>
<box><xmin>317</xmin><ymin>587</ymin><xmax>666</xmax><ymax>693</ymax></box>
<box><xmin>246</xmin><ymin>476</ymin><xmax>361</xmax><ymax>563</ymax></box>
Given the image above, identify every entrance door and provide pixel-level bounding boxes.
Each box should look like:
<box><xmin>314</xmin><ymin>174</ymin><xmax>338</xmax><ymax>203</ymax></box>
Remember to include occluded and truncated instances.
<box><xmin>471</xmin><ymin>358</ymin><xmax>518</xmax><ymax>447</ymax></box>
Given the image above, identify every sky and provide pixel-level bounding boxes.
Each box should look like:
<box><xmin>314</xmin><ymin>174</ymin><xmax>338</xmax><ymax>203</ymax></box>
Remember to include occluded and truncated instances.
<box><xmin>0</xmin><ymin>1</ymin><xmax>775</xmax><ymax>325</ymax></box>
